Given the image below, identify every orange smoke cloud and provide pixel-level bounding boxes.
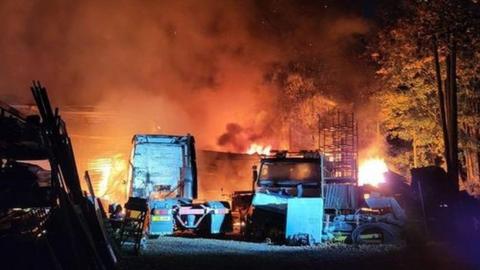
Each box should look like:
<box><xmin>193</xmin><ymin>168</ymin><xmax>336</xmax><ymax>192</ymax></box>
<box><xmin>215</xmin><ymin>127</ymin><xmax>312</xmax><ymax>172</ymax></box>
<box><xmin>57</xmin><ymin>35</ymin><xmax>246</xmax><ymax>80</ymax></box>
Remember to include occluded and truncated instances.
<box><xmin>0</xmin><ymin>1</ymin><xmax>377</xmax><ymax>200</ymax></box>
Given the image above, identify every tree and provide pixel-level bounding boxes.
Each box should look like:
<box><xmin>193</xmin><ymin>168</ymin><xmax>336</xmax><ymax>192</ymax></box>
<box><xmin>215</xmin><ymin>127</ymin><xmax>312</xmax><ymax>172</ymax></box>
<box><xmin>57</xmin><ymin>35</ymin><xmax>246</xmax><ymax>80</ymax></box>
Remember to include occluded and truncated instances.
<box><xmin>265</xmin><ymin>60</ymin><xmax>344</xmax><ymax>150</ymax></box>
<box><xmin>371</xmin><ymin>0</ymin><xmax>480</xmax><ymax>194</ymax></box>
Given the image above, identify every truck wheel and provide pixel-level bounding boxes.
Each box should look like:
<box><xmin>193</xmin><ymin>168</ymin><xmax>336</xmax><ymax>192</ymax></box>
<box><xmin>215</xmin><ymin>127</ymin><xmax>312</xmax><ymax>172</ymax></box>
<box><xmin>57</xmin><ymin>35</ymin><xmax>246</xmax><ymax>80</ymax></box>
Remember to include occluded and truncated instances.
<box><xmin>351</xmin><ymin>223</ymin><xmax>401</xmax><ymax>245</ymax></box>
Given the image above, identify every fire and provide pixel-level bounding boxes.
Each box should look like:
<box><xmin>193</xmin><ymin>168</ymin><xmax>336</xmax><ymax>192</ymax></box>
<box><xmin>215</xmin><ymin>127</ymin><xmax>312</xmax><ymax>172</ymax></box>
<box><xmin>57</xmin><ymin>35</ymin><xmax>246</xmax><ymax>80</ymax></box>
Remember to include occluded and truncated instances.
<box><xmin>246</xmin><ymin>143</ymin><xmax>272</xmax><ymax>155</ymax></box>
<box><xmin>358</xmin><ymin>158</ymin><xmax>388</xmax><ymax>187</ymax></box>
<box><xmin>87</xmin><ymin>155</ymin><xmax>127</xmax><ymax>200</ymax></box>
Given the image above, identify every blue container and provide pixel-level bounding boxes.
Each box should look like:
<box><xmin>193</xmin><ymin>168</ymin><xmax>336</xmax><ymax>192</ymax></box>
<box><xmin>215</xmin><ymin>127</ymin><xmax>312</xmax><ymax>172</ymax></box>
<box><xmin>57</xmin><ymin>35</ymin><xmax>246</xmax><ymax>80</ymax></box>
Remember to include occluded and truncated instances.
<box><xmin>286</xmin><ymin>198</ymin><xmax>324</xmax><ymax>244</ymax></box>
<box><xmin>206</xmin><ymin>201</ymin><xmax>230</xmax><ymax>234</ymax></box>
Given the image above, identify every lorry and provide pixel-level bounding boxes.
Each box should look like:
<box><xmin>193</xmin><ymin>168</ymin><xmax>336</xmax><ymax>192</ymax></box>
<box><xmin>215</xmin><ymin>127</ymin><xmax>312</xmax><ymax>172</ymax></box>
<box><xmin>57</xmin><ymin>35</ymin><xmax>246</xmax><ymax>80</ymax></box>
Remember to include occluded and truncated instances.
<box><xmin>237</xmin><ymin>150</ymin><xmax>406</xmax><ymax>245</ymax></box>
<box><xmin>128</xmin><ymin>134</ymin><xmax>232</xmax><ymax>237</ymax></box>
<box><xmin>242</xmin><ymin>151</ymin><xmax>325</xmax><ymax>245</ymax></box>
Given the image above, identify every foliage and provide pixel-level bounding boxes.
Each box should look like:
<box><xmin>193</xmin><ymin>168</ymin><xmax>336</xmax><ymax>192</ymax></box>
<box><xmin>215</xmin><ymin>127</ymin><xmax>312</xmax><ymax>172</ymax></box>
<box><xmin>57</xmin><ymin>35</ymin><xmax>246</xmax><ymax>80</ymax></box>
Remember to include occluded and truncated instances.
<box><xmin>282</xmin><ymin>73</ymin><xmax>336</xmax><ymax>129</ymax></box>
<box><xmin>264</xmin><ymin>61</ymin><xmax>340</xmax><ymax>149</ymax></box>
<box><xmin>371</xmin><ymin>0</ymin><xmax>480</xmax><ymax>183</ymax></box>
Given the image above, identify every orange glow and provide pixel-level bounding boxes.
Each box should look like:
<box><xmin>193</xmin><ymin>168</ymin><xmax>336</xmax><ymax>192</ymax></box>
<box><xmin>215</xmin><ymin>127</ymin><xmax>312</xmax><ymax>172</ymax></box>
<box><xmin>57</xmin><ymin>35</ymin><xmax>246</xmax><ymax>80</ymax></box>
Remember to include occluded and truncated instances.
<box><xmin>358</xmin><ymin>157</ymin><xmax>388</xmax><ymax>187</ymax></box>
<box><xmin>87</xmin><ymin>155</ymin><xmax>127</xmax><ymax>200</ymax></box>
<box><xmin>246</xmin><ymin>143</ymin><xmax>272</xmax><ymax>155</ymax></box>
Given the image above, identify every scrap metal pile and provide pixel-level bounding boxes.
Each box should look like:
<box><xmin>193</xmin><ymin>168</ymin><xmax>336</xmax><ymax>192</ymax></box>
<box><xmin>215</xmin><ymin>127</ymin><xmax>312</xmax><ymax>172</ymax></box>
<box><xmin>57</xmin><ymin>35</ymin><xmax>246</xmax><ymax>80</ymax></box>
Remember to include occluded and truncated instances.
<box><xmin>0</xmin><ymin>82</ymin><xmax>117</xmax><ymax>270</ymax></box>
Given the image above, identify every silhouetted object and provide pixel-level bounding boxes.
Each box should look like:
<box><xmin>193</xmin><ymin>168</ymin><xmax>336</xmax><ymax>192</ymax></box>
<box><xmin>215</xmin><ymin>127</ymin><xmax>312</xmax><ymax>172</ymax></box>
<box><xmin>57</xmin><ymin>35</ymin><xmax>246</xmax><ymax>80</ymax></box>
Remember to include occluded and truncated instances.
<box><xmin>411</xmin><ymin>166</ymin><xmax>480</xmax><ymax>265</ymax></box>
<box><xmin>432</xmin><ymin>34</ymin><xmax>459</xmax><ymax>191</ymax></box>
<box><xmin>411</xmin><ymin>166</ymin><xmax>455</xmax><ymax>240</ymax></box>
<box><xmin>119</xmin><ymin>197</ymin><xmax>148</xmax><ymax>255</ymax></box>
<box><xmin>1</xmin><ymin>82</ymin><xmax>118</xmax><ymax>270</ymax></box>
<box><xmin>109</xmin><ymin>204</ymin><xmax>125</xmax><ymax>230</ymax></box>
<box><xmin>0</xmin><ymin>160</ymin><xmax>52</xmax><ymax>209</ymax></box>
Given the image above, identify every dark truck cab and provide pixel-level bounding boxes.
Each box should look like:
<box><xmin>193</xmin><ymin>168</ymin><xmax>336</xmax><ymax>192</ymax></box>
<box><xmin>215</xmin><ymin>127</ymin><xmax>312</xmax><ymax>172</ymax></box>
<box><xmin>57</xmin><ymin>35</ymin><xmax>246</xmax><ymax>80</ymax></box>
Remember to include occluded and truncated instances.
<box><xmin>244</xmin><ymin>151</ymin><xmax>325</xmax><ymax>244</ymax></box>
<box><xmin>256</xmin><ymin>156</ymin><xmax>323</xmax><ymax>198</ymax></box>
<box><xmin>237</xmin><ymin>151</ymin><xmax>408</xmax><ymax>245</ymax></box>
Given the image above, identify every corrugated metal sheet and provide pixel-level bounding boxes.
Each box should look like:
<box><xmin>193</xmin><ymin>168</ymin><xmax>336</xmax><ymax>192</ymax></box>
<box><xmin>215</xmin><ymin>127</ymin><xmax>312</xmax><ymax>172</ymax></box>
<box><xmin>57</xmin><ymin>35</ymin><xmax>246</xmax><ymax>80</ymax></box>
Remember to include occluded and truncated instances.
<box><xmin>324</xmin><ymin>184</ymin><xmax>357</xmax><ymax>210</ymax></box>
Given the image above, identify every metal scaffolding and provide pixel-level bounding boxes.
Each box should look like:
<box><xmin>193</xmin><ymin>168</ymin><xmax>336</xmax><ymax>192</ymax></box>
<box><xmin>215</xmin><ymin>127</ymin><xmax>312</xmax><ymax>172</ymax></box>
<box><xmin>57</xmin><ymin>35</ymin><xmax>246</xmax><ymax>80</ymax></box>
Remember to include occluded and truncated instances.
<box><xmin>318</xmin><ymin>108</ymin><xmax>358</xmax><ymax>184</ymax></box>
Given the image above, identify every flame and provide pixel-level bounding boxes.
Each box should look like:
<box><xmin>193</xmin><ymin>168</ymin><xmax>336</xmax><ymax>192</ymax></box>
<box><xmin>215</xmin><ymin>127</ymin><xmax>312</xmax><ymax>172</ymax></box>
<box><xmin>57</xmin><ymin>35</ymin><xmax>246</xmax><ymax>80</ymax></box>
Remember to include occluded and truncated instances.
<box><xmin>246</xmin><ymin>143</ymin><xmax>272</xmax><ymax>155</ymax></box>
<box><xmin>358</xmin><ymin>158</ymin><xmax>388</xmax><ymax>187</ymax></box>
<box><xmin>87</xmin><ymin>155</ymin><xmax>127</xmax><ymax>200</ymax></box>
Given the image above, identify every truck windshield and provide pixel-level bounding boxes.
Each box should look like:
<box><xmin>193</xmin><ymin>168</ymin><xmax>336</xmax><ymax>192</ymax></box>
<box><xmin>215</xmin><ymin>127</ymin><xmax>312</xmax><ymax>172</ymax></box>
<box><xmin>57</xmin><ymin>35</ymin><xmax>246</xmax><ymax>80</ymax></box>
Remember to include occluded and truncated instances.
<box><xmin>258</xmin><ymin>161</ymin><xmax>321</xmax><ymax>186</ymax></box>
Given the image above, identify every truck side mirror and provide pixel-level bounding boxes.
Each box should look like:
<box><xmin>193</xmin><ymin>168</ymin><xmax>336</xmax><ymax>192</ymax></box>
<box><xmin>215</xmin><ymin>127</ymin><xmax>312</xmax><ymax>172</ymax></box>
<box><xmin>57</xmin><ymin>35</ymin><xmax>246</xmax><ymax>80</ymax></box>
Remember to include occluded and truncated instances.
<box><xmin>252</xmin><ymin>165</ymin><xmax>258</xmax><ymax>191</ymax></box>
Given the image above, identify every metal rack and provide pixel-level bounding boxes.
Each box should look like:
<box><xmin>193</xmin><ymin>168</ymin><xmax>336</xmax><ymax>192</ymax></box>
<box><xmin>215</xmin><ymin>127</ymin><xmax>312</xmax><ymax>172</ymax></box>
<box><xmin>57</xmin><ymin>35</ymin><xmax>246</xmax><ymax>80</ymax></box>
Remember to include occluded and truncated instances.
<box><xmin>318</xmin><ymin>108</ymin><xmax>358</xmax><ymax>184</ymax></box>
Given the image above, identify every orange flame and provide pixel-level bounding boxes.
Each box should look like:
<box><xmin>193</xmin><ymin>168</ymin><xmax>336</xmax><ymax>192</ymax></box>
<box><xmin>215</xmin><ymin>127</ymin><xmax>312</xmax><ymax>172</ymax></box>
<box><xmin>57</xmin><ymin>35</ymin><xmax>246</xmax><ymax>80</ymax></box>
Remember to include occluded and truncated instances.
<box><xmin>358</xmin><ymin>157</ymin><xmax>388</xmax><ymax>187</ymax></box>
<box><xmin>246</xmin><ymin>143</ymin><xmax>272</xmax><ymax>155</ymax></box>
<box><xmin>87</xmin><ymin>155</ymin><xmax>127</xmax><ymax>200</ymax></box>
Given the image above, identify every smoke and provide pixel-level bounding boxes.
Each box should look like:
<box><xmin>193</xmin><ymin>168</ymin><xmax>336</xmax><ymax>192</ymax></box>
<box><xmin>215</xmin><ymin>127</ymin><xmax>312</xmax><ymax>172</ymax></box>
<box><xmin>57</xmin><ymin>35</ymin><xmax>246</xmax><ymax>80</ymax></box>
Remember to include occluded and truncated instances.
<box><xmin>0</xmin><ymin>0</ymin><xmax>374</xmax><ymax>156</ymax></box>
<box><xmin>217</xmin><ymin>123</ymin><xmax>249</xmax><ymax>152</ymax></box>
<box><xmin>217</xmin><ymin>122</ymin><xmax>272</xmax><ymax>152</ymax></box>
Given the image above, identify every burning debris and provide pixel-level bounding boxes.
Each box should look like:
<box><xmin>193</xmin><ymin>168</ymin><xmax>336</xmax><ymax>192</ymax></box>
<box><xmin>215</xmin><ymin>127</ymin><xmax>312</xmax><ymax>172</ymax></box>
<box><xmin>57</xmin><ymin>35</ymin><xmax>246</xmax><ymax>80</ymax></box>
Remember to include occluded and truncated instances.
<box><xmin>246</xmin><ymin>143</ymin><xmax>272</xmax><ymax>155</ymax></box>
<box><xmin>358</xmin><ymin>158</ymin><xmax>388</xmax><ymax>187</ymax></box>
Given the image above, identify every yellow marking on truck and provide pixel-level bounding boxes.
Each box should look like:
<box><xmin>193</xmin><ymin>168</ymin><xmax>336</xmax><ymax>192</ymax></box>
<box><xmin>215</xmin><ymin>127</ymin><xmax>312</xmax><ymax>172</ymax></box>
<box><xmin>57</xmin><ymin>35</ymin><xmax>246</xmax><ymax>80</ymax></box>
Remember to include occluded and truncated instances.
<box><xmin>152</xmin><ymin>215</ymin><xmax>171</xmax><ymax>222</ymax></box>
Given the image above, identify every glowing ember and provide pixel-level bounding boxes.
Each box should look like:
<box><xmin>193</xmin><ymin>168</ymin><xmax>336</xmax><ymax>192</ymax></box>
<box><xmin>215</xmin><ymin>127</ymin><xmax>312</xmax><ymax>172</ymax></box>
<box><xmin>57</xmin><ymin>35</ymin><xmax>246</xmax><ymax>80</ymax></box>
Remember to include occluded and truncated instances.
<box><xmin>246</xmin><ymin>143</ymin><xmax>272</xmax><ymax>155</ymax></box>
<box><xmin>358</xmin><ymin>158</ymin><xmax>388</xmax><ymax>187</ymax></box>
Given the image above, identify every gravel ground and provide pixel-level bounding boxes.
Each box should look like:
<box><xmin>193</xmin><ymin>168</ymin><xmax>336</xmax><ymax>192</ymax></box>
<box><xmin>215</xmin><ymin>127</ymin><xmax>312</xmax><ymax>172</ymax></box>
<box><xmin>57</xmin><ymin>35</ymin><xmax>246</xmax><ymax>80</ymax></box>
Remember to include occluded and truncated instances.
<box><xmin>118</xmin><ymin>236</ymin><xmax>477</xmax><ymax>270</ymax></box>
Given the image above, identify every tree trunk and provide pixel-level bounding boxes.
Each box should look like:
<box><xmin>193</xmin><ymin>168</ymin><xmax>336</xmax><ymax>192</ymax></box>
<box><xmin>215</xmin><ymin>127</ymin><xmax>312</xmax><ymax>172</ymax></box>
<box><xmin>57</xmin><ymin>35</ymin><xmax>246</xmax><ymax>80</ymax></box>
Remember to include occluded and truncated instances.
<box><xmin>413</xmin><ymin>132</ymin><xmax>418</xmax><ymax>168</ymax></box>
<box><xmin>447</xmin><ymin>36</ymin><xmax>459</xmax><ymax>191</ymax></box>
<box><xmin>432</xmin><ymin>34</ymin><xmax>459</xmax><ymax>192</ymax></box>
<box><xmin>432</xmin><ymin>36</ymin><xmax>450</xmax><ymax>169</ymax></box>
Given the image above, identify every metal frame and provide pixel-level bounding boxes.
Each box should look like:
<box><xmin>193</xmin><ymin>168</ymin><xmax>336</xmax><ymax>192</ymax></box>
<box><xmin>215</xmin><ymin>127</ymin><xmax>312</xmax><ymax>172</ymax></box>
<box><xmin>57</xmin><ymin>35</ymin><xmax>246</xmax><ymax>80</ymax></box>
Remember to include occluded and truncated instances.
<box><xmin>318</xmin><ymin>108</ymin><xmax>358</xmax><ymax>184</ymax></box>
